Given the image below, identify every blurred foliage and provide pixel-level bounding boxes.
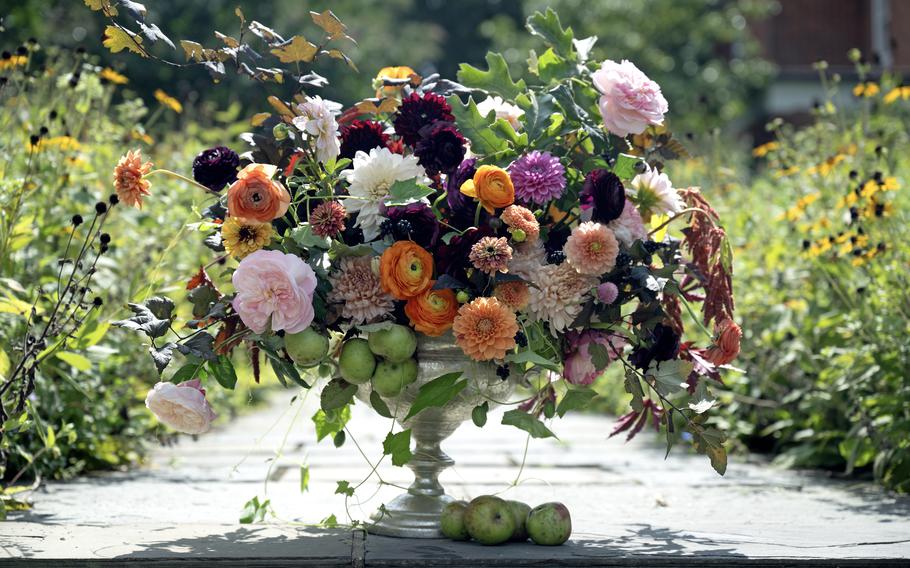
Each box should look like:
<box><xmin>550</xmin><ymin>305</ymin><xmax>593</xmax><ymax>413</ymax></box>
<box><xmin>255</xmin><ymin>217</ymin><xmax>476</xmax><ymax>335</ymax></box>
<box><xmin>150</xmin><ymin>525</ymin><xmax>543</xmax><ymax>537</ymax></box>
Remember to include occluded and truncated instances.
<box><xmin>676</xmin><ymin>58</ymin><xmax>910</xmax><ymax>492</ymax></box>
<box><xmin>0</xmin><ymin>45</ymin><xmax>266</xmax><ymax>515</ymax></box>
<box><xmin>4</xmin><ymin>0</ymin><xmax>774</xmax><ymax>132</ymax></box>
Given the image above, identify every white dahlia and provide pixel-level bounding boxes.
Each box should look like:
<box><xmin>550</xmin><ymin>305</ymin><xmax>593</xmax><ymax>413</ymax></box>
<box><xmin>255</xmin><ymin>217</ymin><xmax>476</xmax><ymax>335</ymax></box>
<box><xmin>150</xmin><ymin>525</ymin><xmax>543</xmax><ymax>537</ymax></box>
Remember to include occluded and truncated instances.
<box><xmin>628</xmin><ymin>166</ymin><xmax>683</xmax><ymax>220</ymax></box>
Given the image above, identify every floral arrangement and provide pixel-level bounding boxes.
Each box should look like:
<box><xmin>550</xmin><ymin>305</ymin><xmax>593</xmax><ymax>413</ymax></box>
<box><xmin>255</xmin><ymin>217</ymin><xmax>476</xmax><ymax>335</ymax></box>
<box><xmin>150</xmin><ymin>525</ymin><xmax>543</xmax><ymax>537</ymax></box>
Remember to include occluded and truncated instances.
<box><xmin>110</xmin><ymin>9</ymin><xmax>738</xmax><ymax>476</ymax></box>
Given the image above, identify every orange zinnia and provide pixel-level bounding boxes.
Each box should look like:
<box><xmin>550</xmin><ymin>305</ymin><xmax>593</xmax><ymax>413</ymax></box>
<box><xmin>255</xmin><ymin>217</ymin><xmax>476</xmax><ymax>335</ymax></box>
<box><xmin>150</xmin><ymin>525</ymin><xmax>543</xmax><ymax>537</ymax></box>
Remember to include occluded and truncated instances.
<box><xmin>405</xmin><ymin>283</ymin><xmax>458</xmax><ymax>336</ymax></box>
<box><xmin>452</xmin><ymin>297</ymin><xmax>518</xmax><ymax>361</ymax></box>
<box><xmin>460</xmin><ymin>165</ymin><xmax>515</xmax><ymax>214</ymax></box>
<box><xmin>226</xmin><ymin>163</ymin><xmax>290</xmax><ymax>223</ymax></box>
<box><xmin>379</xmin><ymin>241</ymin><xmax>434</xmax><ymax>300</ymax></box>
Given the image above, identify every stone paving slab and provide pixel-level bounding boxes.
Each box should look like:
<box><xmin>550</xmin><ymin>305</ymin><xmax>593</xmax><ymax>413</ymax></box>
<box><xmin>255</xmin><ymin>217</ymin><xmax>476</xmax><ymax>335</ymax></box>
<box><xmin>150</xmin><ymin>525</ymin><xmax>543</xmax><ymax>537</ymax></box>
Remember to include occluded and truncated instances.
<box><xmin>3</xmin><ymin>390</ymin><xmax>910</xmax><ymax>565</ymax></box>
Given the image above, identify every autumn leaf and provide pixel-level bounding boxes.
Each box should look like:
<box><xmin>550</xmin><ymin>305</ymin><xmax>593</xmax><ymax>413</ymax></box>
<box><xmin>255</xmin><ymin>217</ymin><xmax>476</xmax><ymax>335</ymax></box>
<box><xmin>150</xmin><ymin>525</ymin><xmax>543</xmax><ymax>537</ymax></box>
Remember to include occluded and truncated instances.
<box><xmin>267</xmin><ymin>96</ymin><xmax>294</xmax><ymax>118</ymax></box>
<box><xmin>85</xmin><ymin>0</ymin><xmax>118</xmax><ymax>15</ymax></box>
<box><xmin>354</xmin><ymin>98</ymin><xmax>400</xmax><ymax>116</ymax></box>
<box><xmin>250</xmin><ymin>112</ymin><xmax>271</xmax><ymax>126</ymax></box>
<box><xmin>103</xmin><ymin>25</ymin><xmax>147</xmax><ymax>57</ymax></box>
<box><xmin>214</xmin><ymin>31</ymin><xmax>240</xmax><ymax>48</ymax></box>
<box><xmin>310</xmin><ymin>10</ymin><xmax>349</xmax><ymax>41</ymax></box>
<box><xmin>270</xmin><ymin>35</ymin><xmax>318</xmax><ymax>63</ymax></box>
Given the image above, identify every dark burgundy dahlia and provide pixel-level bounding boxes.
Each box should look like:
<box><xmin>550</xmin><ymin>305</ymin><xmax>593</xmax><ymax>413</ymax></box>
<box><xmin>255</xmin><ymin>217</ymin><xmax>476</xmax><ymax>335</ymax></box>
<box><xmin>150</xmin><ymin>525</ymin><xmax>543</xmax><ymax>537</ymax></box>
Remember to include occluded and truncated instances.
<box><xmin>393</xmin><ymin>92</ymin><xmax>455</xmax><ymax>147</ymax></box>
<box><xmin>444</xmin><ymin>158</ymin><xmax>479</xmax><ymax>229</ymax></box>
<box><xmin>386</xmin><ymin>203</ymin><xmax>441</xmax><ymax>248</ymax></box>
<box><xmin>629</xmin><ymin>323</ymin><xmax>681</xmax><ymax>371</ymax></box>
<box><xmin>192</xmin><ymin>146</ymin><xmax>240</xmax><ymax>192</ymax></box>
<box><xmin>580</xmin><ymin>169</ymin><xmax>626</xmax><ymax>224</ymax></box>
<box><xmin>339</xmin><ymin>120</ymin><xmax>390</xmax><ymax>160</ymax></box>
<box><xmin>436</xmin><ymin>226</ymin><xmax>495</xmax><ymax>280</ymax></box>
<box><xmin>414</xmin><ymin>121</ymin><xmax>466</xmax><ymax>176</ymax></box>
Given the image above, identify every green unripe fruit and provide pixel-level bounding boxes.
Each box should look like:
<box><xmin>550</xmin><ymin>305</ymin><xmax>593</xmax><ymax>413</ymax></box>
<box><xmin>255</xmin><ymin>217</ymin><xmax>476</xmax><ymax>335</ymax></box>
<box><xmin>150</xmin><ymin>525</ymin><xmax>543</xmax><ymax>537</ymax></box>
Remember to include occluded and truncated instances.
<box><xmin>526</xmin><ymin>502</ymin><xmax>572</xmax><ymax>546</ymax></box>
<box><xmin>510</xmin><ymin>228</ymin><xmax>527</xmax><ymax>243</ymax></box>
<box><xmin>338</xmin><ymin>338</ymin><xmax>376</xmax><ymax>384</ymax></box>
<box><xmin>272</xmin><ymin>122</ymin><xmax>289</xmax><ymax>140</ymax></box>
<box><xmin>367</xmin><ymin>324</ymin><xmax>417</xmax><ymax>363</ymax></box>
<box><xmin>506</xmin><ymin>500</ymin><xmax>532</xmax><ymax>541</ymax></box>
<box><xmin>440</xmin><ymin>501</ymin><xmax>470</xmax><ymax>540</ymax></box>
<box><xmin>285</xmin><ymin>328</ymin><xmax>329</xmax><ymax>366</ymax></box>
<box><xmin>456</xmin><ymin>290</ymin><xmax>470</xmax><ymax>304</ymax></box>
<box><xmin>463</xmin><ymin>495</ymin><xmax>515</xmax><ymax>545</ymax></box>
<box><xmin>372</xmin><ymin>358</ymin><xmax>418</xmax><ymax>397</ymax></box>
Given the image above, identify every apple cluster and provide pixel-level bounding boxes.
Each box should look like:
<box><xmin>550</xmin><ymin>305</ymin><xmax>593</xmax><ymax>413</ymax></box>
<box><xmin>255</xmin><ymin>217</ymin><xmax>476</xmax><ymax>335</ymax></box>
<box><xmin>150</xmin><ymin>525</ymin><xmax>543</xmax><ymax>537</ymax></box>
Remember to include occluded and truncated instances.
<box><xmin>441</xmin><ymin>496</ymin><xmax>572</xmax><ymax>546</ymax></box>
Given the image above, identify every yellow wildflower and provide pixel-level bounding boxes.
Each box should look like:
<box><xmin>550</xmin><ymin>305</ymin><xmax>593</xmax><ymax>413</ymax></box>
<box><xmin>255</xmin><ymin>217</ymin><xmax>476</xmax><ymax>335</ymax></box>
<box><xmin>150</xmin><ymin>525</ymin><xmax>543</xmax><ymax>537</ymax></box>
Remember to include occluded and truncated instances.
<box><xmin>774</xmin><ymin>166</ymin><xmax>800</xmax><ymax>178</ymax></box>
<box><xmin>852</xmin><ymin>82</ymin><xmax>880</xmax><ymax>97</ymax></box>
<box><xmin>154</xmin><ymin>89</ymin><xmax>183</xmax><ymax>113</ymax></box>
<box><xmin>0</xmin><ymin>54</ymin><xmax>27</xmax><ymax>71</ymax></box>
<box><xmin>752</xmin><ymin>141</ymin><xmax>779</xmax><ymax>158</ymax></box>
<box><xmin>883</xmin><ymin>86</ymin><xmax>910</xmax><ymax>104</ymax></box>
<box><xmin>28</xmin><ymin>136</ymin><xmax>82</xmax><ymax>152</ymax></box>
<box><xmin>806</xmin><ymin>154</ymin><xmax>845</xmax><ymax>177</ymax></box>
<box><xmin>881</xmin><ymin>177</ymin><xmax>900</xmax><ymax>191</ymax></box>
<box><xmin>221</xmin><ymin>216</ymin><xmax>273</xmax><ymax>259</ymax></box>
<box><xmin>131</xmin><ymin>130</ymin><xmax>154</xmax><ymax>145</ymax></box>
<box><xmin>100</xmin><ymin>67</ymin><xmax>128</xmax><ymax>85</ymax></box>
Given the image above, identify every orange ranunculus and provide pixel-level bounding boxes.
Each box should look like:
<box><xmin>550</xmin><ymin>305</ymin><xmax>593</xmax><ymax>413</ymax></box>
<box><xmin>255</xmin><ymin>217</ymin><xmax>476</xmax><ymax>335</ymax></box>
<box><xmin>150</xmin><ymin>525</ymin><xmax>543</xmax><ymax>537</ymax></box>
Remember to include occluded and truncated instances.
<box><xmin>375</xmin><ymin>66</ymin><xmax>417</xmax><ymax>97</ymax></box>
<box><xmin>226</xmin><ymin>163</ymin><xmax>291</xmax><ymax>223</ymax></box>
<box><xmin>379</xmin><ymin>241</ymin><xmax>434</xmax><ymax>300</ymax></box>
<box><xmin>405</xmin><ymin>283</ymin><xmax>458</xmax><ymax>336</ymax></box>
<box><xmin>460</xmin><ymin>165</ymin><xmax>514</xmax><ymax>214</ymax></box>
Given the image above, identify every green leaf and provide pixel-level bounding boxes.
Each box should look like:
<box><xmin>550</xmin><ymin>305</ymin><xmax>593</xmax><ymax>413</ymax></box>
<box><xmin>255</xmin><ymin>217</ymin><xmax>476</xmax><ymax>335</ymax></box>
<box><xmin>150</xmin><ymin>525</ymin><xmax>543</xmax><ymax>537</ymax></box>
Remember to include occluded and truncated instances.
<box><xmin>403</xmin><ymin>372</ymin><xmax>467</xmax><ymax>422</ymax></box>
<box><xmin>501</xmin><ymin>409</ymin><xmax>558</xmax><ymax>439</ymax></box>
<box><xmin>557</xmin><ymin>388</ymin><xmax>596</xmax><ymax>417</ymax></box>
<box><xmin>526</xmin><ymin>8</ymin><xmax>575</xmax><ymax>59</ymax></box>
<box><xmin>457</xmin><ymin>52</ymin><xmax>527</xmax><ymax>101</ymax></box>
<box><xmin>491</xmin><ymin>118</ymin><xmax>528</xmax><ymax>148</ymax></box>
<box><xmin>472</xmin><ymin>401</ymin><xmax>489</xmax><ymax>427</ymax></box>
<box><xmin>690</xmin><ymin>426</ymin><xmax>727</xmax><ymax>475</ymax></box>
<box><xmin>320</xmin><ymin>514</ymin><xmax>339</xmax><ymax>528</ymax></box>
<box><xmin>517</xmin><ymin>91</ymin><xmax>554</xmax><ymax>143</ymax></box>
<box><xmin>149</xmin><ymin>343</ymin><xmax>176</xmax><ymax>375</ymax></box>
<box><xmin>447</xmin><ymin>96</ymin><xmax>509</xmax><ymax>156</ymax></box>
<box><xmin>333</xmin><ymin>430</ymin><xmax>346</xmax><ymax>447</ymax></box>
<box><xmin>262</xmin><ymin>345</ymin><xmax>308</xmax><ymax>389</ymax></box>
<box><xmin>646</xmin><ymin>360</ymin><xmax>694</xmax><ymax>396</ymax></box>
<box><xmin>313</xmin><ymin>406</ymin><xmax>351</xmax><ymax>442</ymax></box>
<box><xmin>145</xmin><ymin>296</ymin><xmax>175</xmax><ymax>320</ymax></box>
<box><xmin>383</xmin><ymin>429</ymin><xmax>413</xmax><ymax>466</ymax></box>
<box><xmin>208</xmin><ymin>355</ymin><xmax>238</xmax><ymax>390</ymax></box>
<box><xmin>536</xmin><ymin>47</ymin><xmax>572</xmax><ymax>84</ymax></box>
<box><xmin>385</xmin><ymin>179</ymin><xmax>435</xmax><ymax>206</ymax></box>
<box><xmin>335</xmin><ymin>480</ymin><xmax>355</xmax><ymax>497</ymax></box>
<box><xmin>289</xmin><ymin>224</ymin><xmax>331</xmax><ymax>250</ymax></box>
<box><xmin>45</xmin><ymin>426</ymin><xmax>56</xmax><ymax>449</ymax></box>
<box><xmin>300</xmin><ymin>465</ymin><xmax>310</xmax><ymax>493</ymax></box>
<box><xmin>504</xmin><ymin>350</ymin><xmax>560</xmax><ymax>372</ymax></box>
<box><xmin>370</xmin><ymin>390</ymin><xmax>393</xmax><ymax>418</ymax></box>
<box><xmin>71</xmin><ymin>312</ymin><xmax>110</xmax><ymax>350</ymax></box>
<box><xmin>170</xmin><ymin>362</ymin><xmax>203</xmax><ymax>384</ymax></box>
<box><xmin>55</xmin><ymin>351</ymin><xmax>91</xmax><ymax>372</ymax></box>
<box><xmin>611</xmin><ymin>153</ymin><xmax>642</xmax><ymax>181</ymax></box>
<box><xmin>320</xmin><ymin>378</ymin><xmax>357</xmax><ymax>412</ymax></box>
<box><xmin>177</xmin><ymin>333</ymin><xmax>217</xmax><ymax>362</ymax></box>
<box><xmin>239</xmin><ymin>496</ymin><xmax>270</xmax><ymax>524</ymax></box>
<box><xmin>113</xmin><ymin>302</ymin><xmax>170</xmax><ymax>339</ymax></box>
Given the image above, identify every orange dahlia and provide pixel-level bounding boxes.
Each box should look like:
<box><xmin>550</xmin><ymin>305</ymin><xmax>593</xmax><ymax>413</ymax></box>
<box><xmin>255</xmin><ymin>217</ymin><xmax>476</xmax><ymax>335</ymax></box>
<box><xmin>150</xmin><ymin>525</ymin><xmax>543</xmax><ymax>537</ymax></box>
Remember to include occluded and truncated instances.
<box><xmin>379</xmin><ymin>240</ymin><xmax>434</xmax><ymax>300</ymax></box>
<box><xmin>452</xmin><ymin>297</ymin><xmax>518</xmax><ymax>361</ymax></box>
<box><xmin>405</xmin><ymin>283</ymin><xmax>458</xmax><ymax>336</ymax></box>
<box><xmin>494</xmin><ymin>280</ymin><xmax>530</xmax><ymax>311</ymax></box>
<box><xmin>113</xmin><ymin>149</ymin><xmax>152</xmax><ymax>209</ymax></box>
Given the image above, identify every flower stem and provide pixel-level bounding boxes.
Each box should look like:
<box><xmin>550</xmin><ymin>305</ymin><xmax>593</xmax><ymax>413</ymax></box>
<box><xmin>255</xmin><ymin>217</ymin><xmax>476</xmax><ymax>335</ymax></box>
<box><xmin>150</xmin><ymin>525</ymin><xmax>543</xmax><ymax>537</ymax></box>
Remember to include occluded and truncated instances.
<box><xmin>145</xmin><ymin>169</ymin><xmax>220</xmax><ymax>196</ymax></box>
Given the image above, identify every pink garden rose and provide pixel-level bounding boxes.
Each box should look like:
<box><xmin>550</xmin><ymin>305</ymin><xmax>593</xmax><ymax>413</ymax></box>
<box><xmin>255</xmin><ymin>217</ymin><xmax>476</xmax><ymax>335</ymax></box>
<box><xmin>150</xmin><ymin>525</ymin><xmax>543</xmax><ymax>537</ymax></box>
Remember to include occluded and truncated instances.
<box><xmin>145</xmin><ymin>379</ymin><xmax>216</xmax><ymax>435</ymax></box>
<box><xmin>564</xmin><ymin>331</ymin><xmax>626</xmax><ymax>386</ymax></box>
<box><xmin>232</xmin><ymin>249</ymin><xmax>317</xmax><ymax>334</ymax></box>
<box><xmin>592</xmin><ymin>59</ymin><xmax>668</xmax><ymax>137</ymax></box>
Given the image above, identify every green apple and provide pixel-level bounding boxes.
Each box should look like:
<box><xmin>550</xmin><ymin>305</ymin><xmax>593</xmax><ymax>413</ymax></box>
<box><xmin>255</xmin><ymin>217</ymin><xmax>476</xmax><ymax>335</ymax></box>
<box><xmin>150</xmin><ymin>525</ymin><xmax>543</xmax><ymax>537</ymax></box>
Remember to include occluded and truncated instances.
<box><xmin>506</xmin><ymin>500</ymin><xmax>532</xmax><ymax>541</ymax></box>
<box><xmin>463</xmin><ymin>495</ymin><xmax>515</xmax><ymax>545</ymax></box>
<box><xmin>285</xmin><ymin>328</ymin><xmax>329</xmax><ymax>366</ymax></box>
<box><xmin>526</xmin><ymin>502</ymin><xmax>572</xmax><ymax>546</ymax></box>
<box><xmin>440</xmin><ymin>500</ymin><xmax>470</xmax><ymax>541</ymax></box>
<box><xmin>371</xmin><ymin>358</ymin><xmax>418</xmax><ymax>398</ymax></box>
<box><xmin>368</xmin><ymin>324</ymin><xmax>417</xmax><ymax>363</ymax></box>
<box><xmin>338</xmin><ymin>338</ymin><xmax>376</xmax><ymax>384</ymax></box>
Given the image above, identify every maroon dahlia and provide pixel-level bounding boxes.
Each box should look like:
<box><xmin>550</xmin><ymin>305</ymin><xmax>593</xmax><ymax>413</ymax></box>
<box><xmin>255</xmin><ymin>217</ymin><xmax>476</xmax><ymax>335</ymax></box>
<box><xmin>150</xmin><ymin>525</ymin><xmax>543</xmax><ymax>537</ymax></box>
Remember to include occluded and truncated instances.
<box><xmin>392</xmin><ymin>92</ymin><xmax>454</xmax><ymax>147</ymax></box>
<box><xmin>339</xmin><ymin>120</ymin><xmax>390</xmax><ymax>160</ymax></box>
<box><xmin>414</xmin><ymin>121</ymin><xmax>466</xmax><ymax>176</ymax></box>
<box><xmin>192</xmin><ymin>146</ymin><xmax>240</xmax><ymax>192</ymax></box>
<box><xmin>580</xmin><ymin>169</ymin><xmax>626</xmax><ymax>224</ymax></box>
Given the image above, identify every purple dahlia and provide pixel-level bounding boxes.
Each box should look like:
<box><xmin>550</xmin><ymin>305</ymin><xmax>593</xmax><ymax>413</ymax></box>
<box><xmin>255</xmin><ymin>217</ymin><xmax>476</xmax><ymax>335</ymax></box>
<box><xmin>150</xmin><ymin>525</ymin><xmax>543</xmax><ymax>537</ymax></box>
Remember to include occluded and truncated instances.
<box><xmin>393</xmin><ymin>92</ymin><xmax>455</xmax><ymax>147</ymax></box>
<box><xmin>192</xmin><ymin>146</ymin><xmax>240</xmax><ymax>192</ymax></box>
<box><xmin>509</xmin><ymin>151</ymin><xmax>566</xmax><ymax>205</ymax></box>
<box><xmin>414</xmin><ymin>121</ymin><xmax>466</xmax><ymax>176</ymax></box>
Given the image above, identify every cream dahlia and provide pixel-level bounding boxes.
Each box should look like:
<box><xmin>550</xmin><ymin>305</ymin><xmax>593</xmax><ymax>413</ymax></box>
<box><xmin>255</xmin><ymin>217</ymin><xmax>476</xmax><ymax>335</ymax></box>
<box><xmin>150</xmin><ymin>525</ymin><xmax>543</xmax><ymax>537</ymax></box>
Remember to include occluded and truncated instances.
<box><xmin>328</xmin><ymin>256</ymin><xmax>395</xmax><ymax>324</ymax></box>
<box><xmin>508</xmin><ymin>240</ymin><xmax>547</xmax><ymax>280</ymax></box>
<box><xmin>527</xmin><ymin>263</ymin><xmax>596</xmax><ymax>333</ymax></box>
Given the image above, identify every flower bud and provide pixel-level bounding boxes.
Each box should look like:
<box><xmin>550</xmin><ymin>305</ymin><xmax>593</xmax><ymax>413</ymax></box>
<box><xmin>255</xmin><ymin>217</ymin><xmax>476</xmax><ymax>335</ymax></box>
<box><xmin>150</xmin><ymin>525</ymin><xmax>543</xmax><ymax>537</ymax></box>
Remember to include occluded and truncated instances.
<box><xmin>272</xmin><ymin>122</ymin><xmax>289</xmax><ymax>141</ymax></box>
<box><xmin>456</xmin><ymin>290</ymin><xmax>470</xmax><ymax>304</ymax></box>
<box><xmin>510</xmin><ymin>228</ymin><xmax>527</xmax><ymax>243</ymax></box>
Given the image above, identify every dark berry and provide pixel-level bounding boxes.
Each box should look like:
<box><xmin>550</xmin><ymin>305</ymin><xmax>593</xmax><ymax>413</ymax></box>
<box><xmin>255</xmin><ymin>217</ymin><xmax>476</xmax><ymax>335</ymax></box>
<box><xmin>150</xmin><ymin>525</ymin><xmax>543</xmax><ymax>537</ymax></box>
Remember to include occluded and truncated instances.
<box><xmin>100</xmin><ymin>233</ymin><xmax>111</xmax><ymax>244</ymax></box>
<box><xmin>848</xmin><ymin>170</ymin><xmax>858</xmax><ymax>179</ymax></box>
<box><xmin>496</xmin><ymin>365</ymin><xmax>510</xmax><ymax>380</ymax></box>
<box><xmin>394</xmin><ymin>219</ymin><xmax>413</xmax><ymax>240</ymax></box>
<box><xmin>379</xmin><ymin>218</ymin><xmax>395</xmax><ymax>237</ymax></box>
<box><xmin>514</xmin><ymin>331</ymin><xmax>527</xmax><ymax>347</ymax></box>
<box><xmin>71</xmin><ymin>214</ymin><xmax>83</xmax><ymax>226</ymax></box>
<box><xmin>546</xmin><ymin>250</ymin><xmax>566</xmax><ymax>264</ymax></box>
<box><xmin>95</xmin><ymin>202</ymin><xmax>108</xmax><ymax>214</ymax></box>
<box><xmin>615</xmin><ymin>252</ymin><xmax>632</xmax><ymax>266</ymax></box>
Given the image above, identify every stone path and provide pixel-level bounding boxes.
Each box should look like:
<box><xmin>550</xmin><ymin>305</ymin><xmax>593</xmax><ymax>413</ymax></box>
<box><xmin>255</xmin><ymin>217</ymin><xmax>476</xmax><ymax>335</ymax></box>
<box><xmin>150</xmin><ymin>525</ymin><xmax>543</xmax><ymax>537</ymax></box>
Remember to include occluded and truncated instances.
<box><xmin>3</xmin><ymin>390</ymin><xmax>910</xmax><ymax>566</ymax></box>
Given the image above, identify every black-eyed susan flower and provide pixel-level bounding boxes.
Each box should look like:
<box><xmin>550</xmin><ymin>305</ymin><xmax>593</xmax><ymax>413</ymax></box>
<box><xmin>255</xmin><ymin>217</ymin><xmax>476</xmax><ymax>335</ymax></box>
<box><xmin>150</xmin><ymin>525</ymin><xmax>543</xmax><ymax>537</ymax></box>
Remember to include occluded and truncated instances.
<box><xmin>883</xmin><ymin>85</ymin><xmax>910</xmax><ymax>104</ymax></box>
<box><xmin>752</xmin><ymin>141</ymin><xmax>779</xmax><ymax>158</ymax></box>
<box><xmin>852</xmin><ymin>82</ymin><xmax>880</xmax><ymax>98</ymax></box>
<box><xmin>221</xmin><ymin>216</ymin><xmax>273</xmax><ymax>259</ymax></box>
<box><xmin>100</xmin><ymin>67</ymin><xmax>128</xmax><ymax>85</ymax></box>
<box><xmin>154</xmin><ymin>89</ymin><xmax>183</xmax><ymax>113</ymax></box>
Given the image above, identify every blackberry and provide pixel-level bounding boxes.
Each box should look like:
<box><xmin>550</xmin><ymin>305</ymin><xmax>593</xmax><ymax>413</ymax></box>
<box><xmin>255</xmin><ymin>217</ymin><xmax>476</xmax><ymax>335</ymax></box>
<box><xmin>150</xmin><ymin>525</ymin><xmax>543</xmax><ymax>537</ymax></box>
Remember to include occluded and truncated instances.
<box><xmin>379</xmin><ymin>218</ymin><xmax>395</xmax><ymax>237</ymax></box>
<box><xmin>615</xmin><ymin>252</ymin><xmax>632</xmax><ymax>266</ymax></box>
<box><xmin>546</xmin><ymin>250</ymin><xmax>566</xmax><ymax>264</ymax></box>
<box><xmin>394</xmin><ymin>219</ymin><xmax>413</xmax><ymax>240</ymax></box>
<box><xmin>514</xmin><ymin>331</ymin><xmax>527</xmax><ymax>347</ymax></box>
<box><xmin>643</xmin><ymin>240</ymin><xmax>663</xmax><ymax>254</ymax></box>
<box><xmin>496</xmin><ymin>365</ymin><xmax>510</xmax><ymax>380</ymax></box>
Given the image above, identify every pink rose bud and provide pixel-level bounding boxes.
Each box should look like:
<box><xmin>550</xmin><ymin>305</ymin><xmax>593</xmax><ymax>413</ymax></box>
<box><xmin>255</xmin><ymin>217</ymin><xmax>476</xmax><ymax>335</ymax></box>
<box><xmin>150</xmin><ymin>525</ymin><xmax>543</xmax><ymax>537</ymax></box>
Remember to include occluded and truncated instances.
<box><xmin>597</xmin><ymin>282</ymin><xmax>619</xmax><ymax>304</ymax></box>
<box><xmin>145</xmin><ymin>379</ymin><xmax>217</xmax><ymax>435</ymax></box>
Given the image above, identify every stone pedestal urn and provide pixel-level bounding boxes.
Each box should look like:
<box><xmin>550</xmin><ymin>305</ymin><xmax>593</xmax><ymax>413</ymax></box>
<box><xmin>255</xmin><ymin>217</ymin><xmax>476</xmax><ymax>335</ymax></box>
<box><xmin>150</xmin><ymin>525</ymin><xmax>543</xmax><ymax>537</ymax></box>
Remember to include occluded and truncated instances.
<box><xmin>355</xmin><ymin>332</ymin><xmax>516</xmax><ymax>538</ymax></box>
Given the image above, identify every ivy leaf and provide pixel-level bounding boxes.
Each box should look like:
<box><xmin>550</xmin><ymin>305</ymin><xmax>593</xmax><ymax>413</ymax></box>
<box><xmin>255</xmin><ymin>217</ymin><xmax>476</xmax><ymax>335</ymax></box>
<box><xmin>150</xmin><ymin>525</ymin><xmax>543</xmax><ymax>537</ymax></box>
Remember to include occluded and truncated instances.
<box><xmin>335</xmin><ymin>480</ymin><xmax>355</xmax><ymax>497</ymax></box>
<box><xmin>289</xmin><ymin>224</ymin><xmax>331</xmax><ymax>250</ymax></box>
<box><xmin>501</xmin><ymin>409</ymin><xmax>558</xmax><ymax>439</ymax></box>
<box><xmin>382</xmin><ymin>429</ymin><xmax>413</xmax><ymax>466</ymax></box>
<box><xmin>177</xmin><ymin>333</ymin><xmax>217</xmax><ymax>362</ymax></box>
<box><xmin>313</xmin><ymin>406</ymin><xmax>351</xmax><ymax>442</ymax></box>
<box><xmin>385</xmin><ymin>179</ymin><xmax>434</xmax><ymax>206</ymax></box>
<box><xmin>526</xmin><ymin>8</ymin><xmax>575</xmax><ymax>59</ymax></box>
<box><xmin>208</xmin><ymin>355</ymin><xmax>238</xmax><ymax>390</ymax></box>
<box><xmin>472</xmin><ymin>401</ymin><xmax>489</xmax><ymax>427</ymax></box>
<box><xmin>556</xmin><ymin>387</ymin><xmax>596</xmax><ymax>417</ymax></box>
<box><xmin>403</xmin><ymin>372</ymin><xmax>467</xmax><ymax>422</ymax></box>
<box><xmin>447</xmin><ymin>96</ymin><xmax>509</xmax><ymax>156</ymax></box>
<box><xmin>102</xmin><ymin>25</ymin><xmax>147</xmax><ymax>57</ymax></box>
<box><xmin>113</xmin><ymin>303</ymin><xmax>170</xmax><ymax>339</ymax></box>
<box><xmin>320</xmin><ymin>378</ymin><xmax>357</xmax><ymax>412</ymax></box>
<box><xmin>370</xmin><ymin>391</ymin><xmax>393</xmax><ymax>419</ymax></box>
<box><xmin>504</xmin><ymin>350</ymin><xmax>560</xmax><ymax>372</ymax></box>
<box><xmin>457</xmin><ymin>52</ymin><xmax>527</xmax><ymax>101</ymax></box>
<box><xmin>149</xmin><ymin>342</ymin><xmax>177</xmax><ymax>375</ymax></box>
<box><xmin>271</xmin><ymin>35</ymin><xmax>318</xmax><ymax>63</ymax></box>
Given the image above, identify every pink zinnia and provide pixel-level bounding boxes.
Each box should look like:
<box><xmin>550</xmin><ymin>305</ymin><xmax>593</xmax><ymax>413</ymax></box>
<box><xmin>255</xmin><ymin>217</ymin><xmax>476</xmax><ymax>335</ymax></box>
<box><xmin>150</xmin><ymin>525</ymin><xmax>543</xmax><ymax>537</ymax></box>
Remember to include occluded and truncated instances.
<box><xmin>564</xmin><ymin>222</ymin><xmax>619</xmax><ymax>276</ymax></box>
<box><xmin>469</xmin><ymin>236</ymin><xmax>513</xmax><ymax>275</ymax></box>
<box><xmin>509</xmin><ymin>151</ymin><xmax>566</xmax><ymax>205</ymax></box>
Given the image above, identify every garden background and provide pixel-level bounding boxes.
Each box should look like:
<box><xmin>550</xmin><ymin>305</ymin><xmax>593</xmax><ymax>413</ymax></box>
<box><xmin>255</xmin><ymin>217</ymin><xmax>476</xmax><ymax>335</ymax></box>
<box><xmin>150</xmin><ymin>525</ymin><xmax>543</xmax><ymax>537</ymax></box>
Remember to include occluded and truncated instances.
<box><xmin>1</xmin><ymin>0</ymin><xmax>909</xmax><ymax>522</ymax></box>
